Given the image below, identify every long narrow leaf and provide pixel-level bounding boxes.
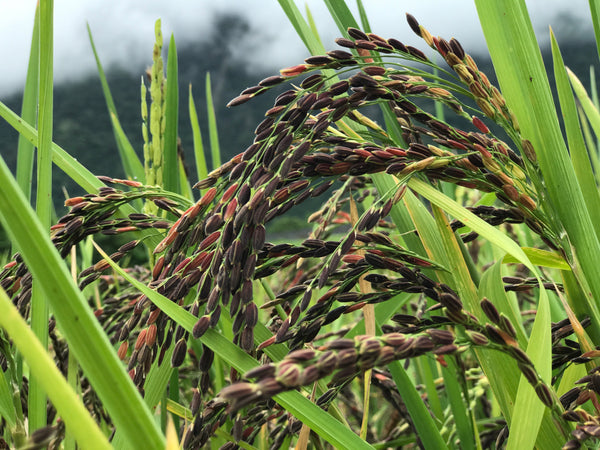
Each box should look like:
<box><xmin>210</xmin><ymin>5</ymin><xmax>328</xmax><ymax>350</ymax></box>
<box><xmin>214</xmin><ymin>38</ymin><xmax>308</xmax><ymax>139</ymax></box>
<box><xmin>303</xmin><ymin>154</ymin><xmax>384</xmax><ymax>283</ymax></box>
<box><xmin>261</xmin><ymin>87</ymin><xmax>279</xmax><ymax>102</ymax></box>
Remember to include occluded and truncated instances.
<box><xmin>30</xmin><ymin>0</ymin><xmax>54</xmax><ymax>430</ymax></box>
<box><xmin>589</xmin><ymin>0</ymin><xmax>600</xmax><ymax>63</ymax></box>
<box><xmin>502</xmin><ymin>248</ymin><xmax>570</xmax><ymax>270</ymax></box>
<box><xmin>323</xmin><ymin>0</ymin><xmax>360</xmax><ymax>35</ymax></box>
<box><xmin>109</xmin><ymin>112</ymin><xmax>146</xmax><ymax>183</ymax></box>
<box><xmin>277</xmin><ymin>0</ymin><xmax>326</xmax><ymax>54</ymax></box>
<box><xmin>386</xmin><ymin>359</ymin><xmax>449</xmax><ymax>449</ymax></box>
<box><xmin>0</xmin><ymin>362</ymin><xmax>16</xmax><ymax>429</ymax></box>
<box><xmin>442</xmin><ymin>358</ymin><xmax>477</xmax><ymax>450</ymax></box>
<box><xmin>579</xmin><ymin>104</ymin><xmax>600</xmax><ymax>183</ymax></box>
<box><xmin>15</xmin><ymin>5</ymin><xmax>39</xmax><ymax>202</ymax></box>
<box><xmin>506</xmin><ymin>288</ymin><xmax>552</xmax><ymax>450</ymax></box>
<box><xmin>0</xmin><ymin>289</ymin><xmax>110</xmax><ymax>449</ymax></box>
<box><xmin>553</xmin><ymin>32</ymin><xmax>600</xmax><ymax>238</ymax></box>
<box><xmin>409</xmin><ymin>179</ymin><xmax>536</xmax><ymax>274</ymax></box>
<box><xmin>205</xmin><ymin>73</ymin><xmax>221</xmax><ymax>170</ymax></box>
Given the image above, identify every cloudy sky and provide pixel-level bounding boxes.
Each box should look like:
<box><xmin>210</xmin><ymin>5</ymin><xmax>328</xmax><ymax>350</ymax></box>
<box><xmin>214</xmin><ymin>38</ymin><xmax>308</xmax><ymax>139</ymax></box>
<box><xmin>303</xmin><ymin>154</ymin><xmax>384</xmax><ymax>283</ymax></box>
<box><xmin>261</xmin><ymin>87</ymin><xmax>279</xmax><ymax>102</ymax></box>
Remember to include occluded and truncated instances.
<box><xmin>0</xmin><ymin>0</ymin><xmax>594</xmax><ymax>98</ymax></box>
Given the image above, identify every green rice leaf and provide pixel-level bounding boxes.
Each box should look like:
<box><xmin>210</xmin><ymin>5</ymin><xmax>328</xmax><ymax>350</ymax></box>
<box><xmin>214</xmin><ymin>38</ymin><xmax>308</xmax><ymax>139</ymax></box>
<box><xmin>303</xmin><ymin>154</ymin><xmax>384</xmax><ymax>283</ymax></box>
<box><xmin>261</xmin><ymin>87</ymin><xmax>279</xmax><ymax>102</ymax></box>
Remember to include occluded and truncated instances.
<box><xmin>442</xmin><ymin>358</ymin><xmax>477</xmax><ymax>450</ymax></box>
<box><xmin>553</xmin><ymin>31</ymin><xmax>600</xmax><ymax>236</ymax></box>
<box><xmin>588</xmin><ymin>0</ymin><xmax>600</xmax><ymax>63</ymax></box>
<box><xmin>567</xmin><ymin>66</ymin><xmax>600</xmax><ymax>146</ymax></box>
<box><xmin>304</xmin><ymin>4</ymin><xmax>324</xmax><ymax>49</ymax></box>
<box><xmin>502</xmin><ymin>247</ymin><xmax>570</xmax><ymax>270</ymax></box>
<box><xmin>277</xmin><ymin>0</ymin><xmax>326</xmax><ymax>54</ymax></box>
<box><xmin>0</xmin><ymin>361</ymin><xmax>16</xmax><ymax>428</ymax></box>
<box><xmin>506</xmin><ymin>288</ymin><xmax>551</xmax><ymax>450</ymax></box>
<box><xmin>386</xmin><ymin>359</ymin><xmax>448</xmax><ymax>449</ymax></box>
<box><xmin>205</xmin><ymin>73</ymin><xmax>221</xmax><ymax>170</ymax></box>
<box><xmin>0</xmin><ymin>289</ymin><xmax>110</xmax><ymax>449</ymax></box>
<box><xmin>15</xmin><ymin>5</ymin><xmax>39</xmax><ymax>202</ymax></box>
<box><xmin>109</xmin><ymin>112</ymin><xmax>146</xmax><ymax>183</ymax></box>
<box><xmin>323</xmin><ymin>0</ymin><xmax>360</xmax><ymax>34</ymax></box>
<box><xmin>0</xmin><ymin>99</ymin><xmax>101</xmax><ymax>192</ymax></box>
<box><xmin>30</xmin><ymin>0</ymin><xmax>54</xmax><ymax>430</ymax></box>
<box><xmin>409</xmin><ymin>178</ymin><xmax>535</xmax><ymax>274</ymax></box>
<box><xmin>557</xmin><ymin>362</ymin><xmax>587</xmax><ymax>397</ymax></box>
<box><xmin>579</xmin><ymin>104</ymin><xmax>600</xmax><ymax>184</ymax></box>
<box><xmin>356</xmin><ymin>0</ymin><xmax>371</xmax><ymax>32</ymax></box>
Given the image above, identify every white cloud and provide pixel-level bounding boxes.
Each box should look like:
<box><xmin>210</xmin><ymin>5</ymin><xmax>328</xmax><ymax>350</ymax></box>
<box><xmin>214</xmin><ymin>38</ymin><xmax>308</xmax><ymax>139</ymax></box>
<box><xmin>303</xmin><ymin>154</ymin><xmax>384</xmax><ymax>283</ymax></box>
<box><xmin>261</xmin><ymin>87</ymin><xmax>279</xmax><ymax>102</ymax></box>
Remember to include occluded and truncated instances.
<box><xmin>0</xmin><ymin>0</ymin><xmax>594</xmax><ymax>98</ymax></box>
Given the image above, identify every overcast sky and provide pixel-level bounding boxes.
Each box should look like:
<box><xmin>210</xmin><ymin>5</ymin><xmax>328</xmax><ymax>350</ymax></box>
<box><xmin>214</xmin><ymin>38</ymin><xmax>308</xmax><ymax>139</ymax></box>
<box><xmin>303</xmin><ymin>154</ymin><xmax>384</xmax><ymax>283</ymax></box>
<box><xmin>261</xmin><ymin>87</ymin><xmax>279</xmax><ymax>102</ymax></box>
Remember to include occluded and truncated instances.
<box><xmin>0</xmin><ymin>1</ymin><xmax>594</xmax><ymax>99</ymax></box>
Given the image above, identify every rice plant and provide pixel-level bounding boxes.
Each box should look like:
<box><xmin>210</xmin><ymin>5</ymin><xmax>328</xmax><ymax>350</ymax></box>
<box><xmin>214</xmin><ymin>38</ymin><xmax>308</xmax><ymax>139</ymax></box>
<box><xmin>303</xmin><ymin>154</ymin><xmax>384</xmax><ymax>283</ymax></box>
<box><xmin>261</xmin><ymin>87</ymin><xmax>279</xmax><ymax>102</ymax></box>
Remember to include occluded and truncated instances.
<box><xmin>1</xmin><ymin>1</ymin><xmax>600</xmax><ymax>449</ymax></box>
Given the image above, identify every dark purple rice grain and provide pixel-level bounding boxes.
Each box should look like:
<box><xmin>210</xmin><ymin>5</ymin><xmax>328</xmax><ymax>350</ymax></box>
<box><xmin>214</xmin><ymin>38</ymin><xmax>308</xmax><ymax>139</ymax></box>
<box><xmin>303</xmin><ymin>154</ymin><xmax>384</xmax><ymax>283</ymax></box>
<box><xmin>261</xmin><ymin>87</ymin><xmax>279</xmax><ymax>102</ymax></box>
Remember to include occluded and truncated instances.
<box><xmin>331</xmin><ymin>105</ymin><xmax>350</xmax><ymax>122</ymax></box>
<box><xmin>228</xmin><ymin>161</ymin><xmax>247</xmax><ymax>182</ymax></box>
<box><xmin>334</xmin><ymin>37</ymin><xmax>355</xmax><ymax>49</ymax></box>
<box><xmin>388</xmin><ymin>38</ymin><xmax>408</xmax><ymax>53</ymax></box>
<box><xmin>312</xmin><ymin>117</ymin><xmax>331</xmax><ymax>136</ymax></box>
<box><xmin>437</xmin><ymin>38</ymin><xmax>452</xmax><ymax>55</ymax></box>
<box><xmin>241</xmin><ymin>326</ymin><xmax>254</xmax><ymax>351</ymax></box>
<box><xmin>274</xmin><ymin>90</ymin><xmax>297</xmax><ymax>106</ymax></box>
<box><xmin>300</xmin><ymin>74</ymin><xmax>324</xmax><ymax>90</ymax></box>
<box><xmin>255</xmin><ymin>117</ymin><xmax>275</xmax><ymax>135</ymax></box>
<box><xmin>171</xmin><ymin>338</ymin><xmax>187</xmax><ymax>367</ymax></box>
<box><xmin>199</xmin><ymin>346</ymin><xmax>215</xmax><ymax>373</ymax></box>
<box><xmin>480</xmin><ymin>298</ymin><xmax>501</xmax><ymax>324</ymax></box>
<box><xmin>304</xmin><ymin>55</ymin><xmax>333</xmax><ymax>65</ymax></box>
<box><xmin>241</xmin><ymin>86</ymin><xmax>262</xmax><ymax>95</ymax></box>
<box><xmin>535</xmin><ymin>383</ymin><xmax>554</xmax><ymax>408</ymax></box>
<box><xmin>190</xmin><ymin>389</ymin><xmax>202</xmax><ymax>416</ymax></box>
<box><xmin>518</xmin><ymin>363</ymin><xmax>539</xmax><ymax>385</ymax></box>
<box><xmin>242</xmin><ymin>254</ymin><xmax>257</xmax><ymax>279</ymax></box>
<box><xmin>206</xmin><ymin>286</ymin><xmax>221</xmax><ymax>313</ymax></box>
<box><xmin>255</xmin><ymin>127</ymin><xmax>275</xmax><ymax>142</ymax></box>
<box><xmin>449</xmin><ymin>38</ymin><xmax>465</xmax><ymax>60</ymax></box>
<box><xmin>227</xmin><ymin>94</ymin><xmax>253</xmax><ymax>108</ymax></box>
<box><xmin>245</xmin><ymin>303</ymin><xmax>258</xmax><ymax>328</ymax></box>
<box><xmin>327</xmin><ymin>49</ymin><xmax>353</xmax><ymax>60</ymax></box>
<box><xmin>259</xmin><ymin>75</ymin><xmax>285</xmax><ymax>87</ymax></box>
<box><xmin>406</xmin><ymin>45</ymin><xmax>428</xmax><ymax>61</ymax></box>
<box><xmin>241</xmin><ymin>280</ymin><xmax>253</xmax><ymax>304</ymax></box>
<box><xmin>347</xmin><ymin>27</ymin><xmax>369</xmax><ymax>41</ymax></box>
<box><xmin>438</xmin><ymin>292</ymin><xmax>463</xmax><ymax>311</ymax></box>
<box><xmin>354</xmin><ymin>39</ymin><xmax>378</xmax><ymax>50</ymax></box>
<box><xmin>467</xmin><ymin>331</ymin><xmax>489</xmax><ymax>346</ymax></box>
<box><xmin>350</xmin><ymin>73</ymin><xmax>379</xmax><ymax>88</ymax></box>
<box><xmin>499</xmin><ymin>314</ymin><xmax>518</xmax><ymax>338</ymax></box>
<box><xmin>230</xmin><ymin>292</ymin><xmax>241</xmax><ymax>317</ymax></box>
<box><xmin>485</xmin><ymin>324</ymin><xmax>507</xmax><ymax>345</ymax></box>
<box><xmin>298</xmin><ymin>92</ymin><xmax>318</xmax><ymax>111</ymax></box>
<box><xmin>510</xmin><ymin>347</ymin><xmax>531</xmax><ymax>366</ymax></box>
